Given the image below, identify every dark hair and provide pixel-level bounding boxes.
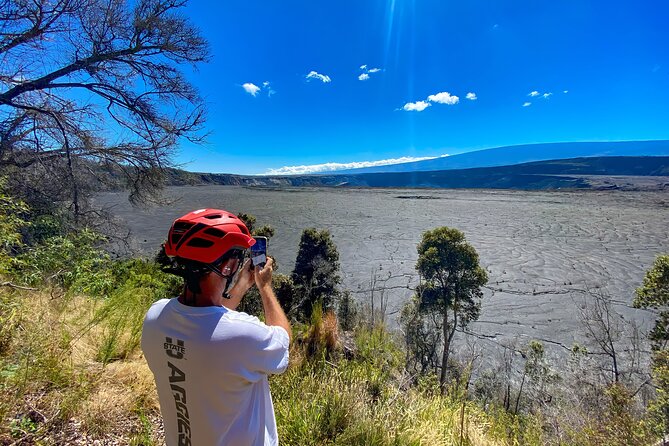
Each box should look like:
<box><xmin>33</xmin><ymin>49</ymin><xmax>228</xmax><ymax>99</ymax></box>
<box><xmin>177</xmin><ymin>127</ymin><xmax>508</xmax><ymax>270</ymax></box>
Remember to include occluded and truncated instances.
<box><xmin>159</xmin><ymin>246</ymin><xmax>246</xmax><ymax>302</ymax></box>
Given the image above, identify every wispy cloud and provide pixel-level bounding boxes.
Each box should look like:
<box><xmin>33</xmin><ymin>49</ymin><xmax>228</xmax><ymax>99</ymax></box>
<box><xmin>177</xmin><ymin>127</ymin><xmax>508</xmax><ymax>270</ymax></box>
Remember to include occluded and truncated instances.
<box><xmin>306</xmin><ymin>71</ymin><xmax>331</xmax><ymax>83</ymax></box>
<box><xmin>563</xmin><ymin>90</ymin><xmax>569</xmax><ymax>94</ymax></box>
<box><xmin>358</xmin><ymin>64</ymin><xmax>382</xmax><ymax>81</ymax></box>
<box><xmin>264</xmin><ymin>155</ymin><xmax>449</xmax><ymax>175</ymax></box>
<box><xmin>427</xmin><ymin>91</ymin><xmax>459</xmax><ymax>105</ymax></box>
<box><xmin>242</xmin><ymin>83</ymin><xmax>260</xmax><ymax>97</ymax></box>
<box><xmin>466</xmin><ymin>92</ymin><xmax>477</xmax><ymax>101</ymax></box>
<box><xmin>400</xmin><ymin>90</ymin><xmax>464</xmax><ymax>112</ymax></box>
<box><xmin>402</xmin><ymin>101</ymin><xmax>431</xmax><ymax>112</ymax></box>
<box><xmin>523</xmin><ymin>102</ymin><xmax>532</xmax><ymax>107</ymax></box>
<box><xmin>528</xmin><ymin>91</ymin><xmax>540</xmax><ymax>97</ymax></box>
<box><xmin>542</xmin><ymin>92</ymin><xmax>553</xmax><ymax>99</ymax></box>
<box><xmin>242</xmin><ymin>81</ymin><xmax>275</xmax><ymax>97</ymax></box>
<box><xmin>262</xmin><ymin>81</ymin><xmax>276</xmax><ymax>97</ymax></box>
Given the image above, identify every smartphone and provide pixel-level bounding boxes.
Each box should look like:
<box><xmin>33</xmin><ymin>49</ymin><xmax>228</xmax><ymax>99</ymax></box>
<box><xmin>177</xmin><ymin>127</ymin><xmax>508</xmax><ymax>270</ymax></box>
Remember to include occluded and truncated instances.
<box><xmin>250</xmin><ymin>236</ymin><xmax>268</xmax><ymax>268</ymax></box>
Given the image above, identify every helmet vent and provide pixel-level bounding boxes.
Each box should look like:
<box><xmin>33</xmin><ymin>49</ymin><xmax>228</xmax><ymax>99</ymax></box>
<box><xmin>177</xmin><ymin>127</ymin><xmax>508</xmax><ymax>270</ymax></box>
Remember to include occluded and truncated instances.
<box><xmin>173</xmin><ymin>221</ymin><xmax>194</xmax><ymax>232</ymax></box>
<box><xmin>204</xmin><ymin>214</ymin><xmax>222</xmax><ymax>220</ymax></box>
<box><xmin>186</xmin><ymin>238</ymin><xmax>214</xmax><ymax>248</ymax></box>
<box><xmin>171</xmin><ymin>221</ymin><xmax>194</xmax><ymax>244</ymax></box>
<box><xmin>203</xmin><ymin>227</ymin><xmax>226</xmax><ymax>238</ymax></box>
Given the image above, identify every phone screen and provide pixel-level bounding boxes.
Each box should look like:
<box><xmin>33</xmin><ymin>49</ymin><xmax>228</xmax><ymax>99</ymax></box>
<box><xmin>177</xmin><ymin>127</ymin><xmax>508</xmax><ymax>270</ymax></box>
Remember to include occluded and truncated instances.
<box><xmin>251</xmin><ymin>236</ymin><xmax>267</xmax><ymax>267</ymax></box>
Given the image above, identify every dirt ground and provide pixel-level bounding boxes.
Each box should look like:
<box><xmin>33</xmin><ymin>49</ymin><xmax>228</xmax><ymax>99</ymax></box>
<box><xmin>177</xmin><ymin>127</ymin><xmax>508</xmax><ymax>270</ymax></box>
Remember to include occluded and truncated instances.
<box><xmin>96</xmin><ymin>186</ymin><xmax>669</xmax><ymax>359</ymax></box>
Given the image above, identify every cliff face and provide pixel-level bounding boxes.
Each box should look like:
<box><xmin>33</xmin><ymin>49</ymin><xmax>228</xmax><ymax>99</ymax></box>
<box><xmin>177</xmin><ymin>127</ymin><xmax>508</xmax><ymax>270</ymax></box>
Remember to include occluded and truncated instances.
<box><xmin>163</xmin><ymin>156</ymin><xmax>669</xmax><ymax>191</ymax></box>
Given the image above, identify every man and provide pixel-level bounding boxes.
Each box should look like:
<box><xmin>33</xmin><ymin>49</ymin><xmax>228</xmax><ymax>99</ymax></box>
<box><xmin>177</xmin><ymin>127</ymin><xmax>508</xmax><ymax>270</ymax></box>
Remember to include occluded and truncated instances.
<box><xmin>141</xmin><ymin>209</ymin><xmax>291</xmax><ymax>446</ymax></box>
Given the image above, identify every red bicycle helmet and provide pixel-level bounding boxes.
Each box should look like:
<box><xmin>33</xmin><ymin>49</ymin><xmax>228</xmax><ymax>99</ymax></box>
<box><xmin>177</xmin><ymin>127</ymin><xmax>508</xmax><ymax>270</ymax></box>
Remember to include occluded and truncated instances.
<box><xmin>165</xmin><ymin>208</ymin><xmax>255</xmax><ymax>264</ymax></box>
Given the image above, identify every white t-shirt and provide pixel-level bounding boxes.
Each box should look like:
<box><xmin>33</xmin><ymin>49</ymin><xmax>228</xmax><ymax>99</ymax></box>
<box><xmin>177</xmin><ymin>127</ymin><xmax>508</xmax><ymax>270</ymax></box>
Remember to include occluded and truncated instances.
<box><xmin>141</xmin><ymin>298</ymin><xmax>290</xmax><ymax>446</ymax></box>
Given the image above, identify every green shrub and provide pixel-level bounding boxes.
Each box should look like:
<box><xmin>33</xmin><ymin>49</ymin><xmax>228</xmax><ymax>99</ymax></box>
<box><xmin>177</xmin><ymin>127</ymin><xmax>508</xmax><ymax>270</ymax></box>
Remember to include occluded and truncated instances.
<box><xmin>0</xmin><ymin>180</ymin><xmax>29</xmax><ymax>274</ymax></box>
<box><xmin>10</xmin><ymin>228</ymin><xmax>111</xmax><ymax>289</ymax></box>
<box><xmin>90</xmin><ymin>259</ymin><xmax>181</xmax><ymax>364</ymax></box>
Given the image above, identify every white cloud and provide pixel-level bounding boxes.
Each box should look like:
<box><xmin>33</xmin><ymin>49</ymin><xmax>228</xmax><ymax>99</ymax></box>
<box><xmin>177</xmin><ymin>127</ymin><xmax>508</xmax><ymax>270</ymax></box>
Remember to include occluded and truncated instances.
<box><xmin>466</xmin><ymin>92</ymin><xmax>477</xmax><ymax>101</ymax></box>
<box><xmin>542</xmin><ymin>92</ymin><xmax>553</xmax><ymax>98</ymax></box>
<box><xmin>427</xmin><ymin>91</ymin><xmax>459</xmax><ymax>105</ymax></box>
<box><xmin>263</xmin><ymin>81</ymin><xmax>276</xmax><ymax>97</ymax></box>
<box><xmin>306</xmin><ymin>71</ymin><xmax>331</xmax><ymax>83</ymax></box>
<box><xmin>523</xmin><ymin>102</ymin><xmax>532</xmax><ymax>107</ymax></box>
<box><xmin>358</xmin><ymin>65</ymin><xmax>382</xmax><ymax>80</ymax></box>
<box><xmin>528</xmin><ymin>91</ymin><xmax>540</xmax><ymax>97</ymax></box>
<box><xmin>563</xmin><ymin>90</ymin><xmax>569</xmax><ymax>94</ymax></box>
<box><xmin>402</xmin><ymin>101</ymin><xmax>431</xmax><ymax>112</ymax></box>
<box><xmin>264</xmin><ymin>155</ymin><xmax>449</xmax><ymax>175</ymax></box>
<box><xmin>242</xmin><ymin>83</ymin><xmax>260</xmax><ymax>96</ymax></box>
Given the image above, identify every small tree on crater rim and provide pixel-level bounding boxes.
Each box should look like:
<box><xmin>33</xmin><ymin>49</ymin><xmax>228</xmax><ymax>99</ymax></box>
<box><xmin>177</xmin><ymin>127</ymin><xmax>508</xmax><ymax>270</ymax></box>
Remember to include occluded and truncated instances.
<box><xmin>291</xmin><ymin>228</ymin><xmax>341</xmax><ymax>321</ymax></box>
<box><xmin>415</xmin><ymin>226</ymin><xmax>487</xmax><ymax>393</ymax></box>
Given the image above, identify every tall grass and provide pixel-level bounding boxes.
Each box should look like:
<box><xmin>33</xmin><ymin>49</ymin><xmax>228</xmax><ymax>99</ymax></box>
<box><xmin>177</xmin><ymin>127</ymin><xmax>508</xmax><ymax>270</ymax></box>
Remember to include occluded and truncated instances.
<box><xmin>272</xmin><ymin>324</ymin><xmax>543</xmax><ymax>446</ymax></box>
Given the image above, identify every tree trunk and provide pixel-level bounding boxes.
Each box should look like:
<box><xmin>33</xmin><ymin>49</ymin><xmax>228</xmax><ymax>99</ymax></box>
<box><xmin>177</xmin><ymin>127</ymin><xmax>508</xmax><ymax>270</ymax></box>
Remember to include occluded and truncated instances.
<box><xmin>440</xmin><ymin>310</ymin><xmax>450</xmax><ymax>394</ymax></box>
<box><xmin>515</xmin><ymin>371</ymin><xmax>526</xmax><ymax>414</ymax></box>
<box><xmin>610</xmin><ymin>340</ymin><xmax>619</xmax><ymax>383</ymax></box>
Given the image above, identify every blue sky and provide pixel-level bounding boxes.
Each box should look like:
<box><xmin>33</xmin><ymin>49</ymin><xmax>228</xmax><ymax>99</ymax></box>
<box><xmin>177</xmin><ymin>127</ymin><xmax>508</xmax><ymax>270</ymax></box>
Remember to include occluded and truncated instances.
<box><xmin>176</xmin><ymin>0</ymin><xmax>669</xmax><ymax>175</ymax></box>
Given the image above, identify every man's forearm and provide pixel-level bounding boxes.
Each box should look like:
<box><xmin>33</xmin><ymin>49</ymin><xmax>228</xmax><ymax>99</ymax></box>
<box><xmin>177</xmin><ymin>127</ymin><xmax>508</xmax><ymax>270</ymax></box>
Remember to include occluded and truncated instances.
<box><xmin>259</xmin><ymin>285</ymin><xmax>292</xmax><ymax>342</ymax></box>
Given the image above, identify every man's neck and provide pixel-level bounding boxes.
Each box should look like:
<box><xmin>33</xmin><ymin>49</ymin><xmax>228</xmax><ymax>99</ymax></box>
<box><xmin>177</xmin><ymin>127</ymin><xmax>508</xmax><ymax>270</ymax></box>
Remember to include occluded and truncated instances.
<box><xmin>178</xmin><ymin>291</ymin><xmax>219</xmax><ymax>307</ymax></box>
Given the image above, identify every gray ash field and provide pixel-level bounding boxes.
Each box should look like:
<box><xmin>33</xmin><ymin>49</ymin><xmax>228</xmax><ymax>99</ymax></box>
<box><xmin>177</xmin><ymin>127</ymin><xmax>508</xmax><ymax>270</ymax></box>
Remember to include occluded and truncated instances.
<box><xmin>97</xmin><ymin>186</ymin><xmax>669</xmax><ymax>353</ymax></box>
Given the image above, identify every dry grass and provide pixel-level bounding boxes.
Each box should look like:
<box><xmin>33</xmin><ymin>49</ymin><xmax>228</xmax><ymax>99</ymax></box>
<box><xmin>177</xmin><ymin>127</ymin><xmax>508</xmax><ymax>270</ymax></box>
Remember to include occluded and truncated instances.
<box><xmin>1</xmin><ymin>287</ymin><xmax>544</xmax><ymax>446</ymax></box>
<box><xmin>0</xmin><ymin>287</ymin><xmax>160</xmax><ymax>444</ymax></box>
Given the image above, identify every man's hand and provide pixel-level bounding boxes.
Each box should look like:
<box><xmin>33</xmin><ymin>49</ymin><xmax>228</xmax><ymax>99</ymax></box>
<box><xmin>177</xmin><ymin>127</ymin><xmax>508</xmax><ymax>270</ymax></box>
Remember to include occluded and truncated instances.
<box><xmin>233</xmin><ymin>259</ymin><xmax>255</xmax><ymax>293</ymax></box>
<box><xmin>224</xmin><ymin>259</ymin><xmax>254</xmax><ymax>310</ymax></box>
<box><xmin>254</xmin><ymin>257</ymin><xmax>274</xmax><ymax>291</ymax></box>
<box><xmin>254</xmin><ymin>257</ymin><xmax>291</xmax><ymax>342</ymax></box>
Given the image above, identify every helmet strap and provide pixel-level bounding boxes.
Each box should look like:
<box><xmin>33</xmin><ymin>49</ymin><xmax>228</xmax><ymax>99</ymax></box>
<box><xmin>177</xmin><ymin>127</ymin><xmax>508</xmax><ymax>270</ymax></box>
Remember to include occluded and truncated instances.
<box><xmin>204</xmin><ymin>262</ymin><xmax>235</xmax><ymax>300</ymax></box>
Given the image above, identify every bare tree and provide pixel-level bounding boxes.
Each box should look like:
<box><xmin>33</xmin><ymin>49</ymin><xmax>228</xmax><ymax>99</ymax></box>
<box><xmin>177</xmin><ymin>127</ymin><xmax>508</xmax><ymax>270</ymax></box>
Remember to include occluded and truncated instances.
<box><xmin>0</xmin><ymin>0</ymin><xmax>208</xmax><ymax>222</ymax></box>
<box><xmin>576</xmin><ymin>288</ymin><xmax>647</xmax><ymax>385</ymax></box>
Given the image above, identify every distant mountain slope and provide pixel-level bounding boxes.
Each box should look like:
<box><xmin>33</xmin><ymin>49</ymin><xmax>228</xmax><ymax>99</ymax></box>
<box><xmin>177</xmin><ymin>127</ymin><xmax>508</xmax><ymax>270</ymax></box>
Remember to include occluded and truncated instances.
<box><xmin>165</xmin><ymin>156</ymin><xmax>669</xmax><ymax>191</ymax></box>
<box><xmin>323</xmin><ymin>140</ymin><xmax>669</xmax><ymax>174</ymax></box>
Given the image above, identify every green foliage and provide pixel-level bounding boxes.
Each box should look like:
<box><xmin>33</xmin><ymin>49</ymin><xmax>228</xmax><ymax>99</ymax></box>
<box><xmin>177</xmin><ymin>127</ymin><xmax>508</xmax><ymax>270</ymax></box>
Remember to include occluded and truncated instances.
<box><xmin>129</xmin><ymin>411</ymin><xmax>158</xmax><ymax>446</ymax></box>
<box><xmin>237</xmin><ymin>212</ymin><xmax>276</xmax><ymax>239</ymax></box>
<box><xmin>576</xmin><ymin>384</ymin><xmax>652</xmax><ymax>446</ymax></box>
<box><xmin>400</xmin><ymin>297</ymin><xmax>441</xmax><ymax>376</ymax></box>
<box><xmin>646</xmin><ymin>349</ymin><xmax>669</xmax><ymax>437</ymax></box>
<box><xmin>24</xmin><ymin>213</ymin><xmax>69</xmax><ymax>245</ymax></box>
<box><xmin>634</xmin><ymin>255</ymin><xmax>669</xmax><ymax>350</ymax></box>
<box><xmin>413</xmin><ymin>227</ymin><xmax>487</xmax><ymax>388</ymax></box>
<box><xmin>291</xmin><ymin>228</ymin><xmax>341</xmax><ymax>321</ymax></box>
<box><xmin>254</xmin><ymin>225</ymin><xmax>276</xmax><ymax>239</ymax></box>
<box><xmin>274</xmin><ymin>273</ymin><xmax>297</xmax><ymax>314</ymax></box>
<box><xmin>236</xmin><ymin>273</ymin><xmax>295</xmax><ymax>318</ymax></box>
<box><xmin>337</xmin><ymin>290</ymin><xmax>358</xmax><ymax>331</ymax></box>
<box><xmin>272</xmin><ymin>323</ymin><xmax>544</xmax><ymax>446</ymax></box>
<box><xmin>415</xmin><ymin>227</ymin><xmax>488</xmax><ymax>319</ymax></box>
<box><xmin>635</xmin><ymin>255</ymin><xmax>669</xmax><ymax>310</ymax></box>
<box><xmin>633</xmin><ymin>255</ymin><xmax>669</xmax><ymax>437</ymax></box>
<box><xmin>91</xmin><ymin>259</ymin><xmax>182</xmax><ymax>364</ymax></box>
<box><xmin>0</xmin><ymin>179</ymin><xmax>29</xmax><ymax>274</ymax></box>
<box><xmin>237</xmin><ymin>213</ymin><xmax>257</xmax><ymax>233</ymax></box>
<box><xmin>10</xmin><ymin>228</ymin><xmax>111</xmax><ymax>289</ymax></box>
<box><xmin>518</xmin><ymin>340</ymin><xmax>560</xmax><ymax>413</ymax></box>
